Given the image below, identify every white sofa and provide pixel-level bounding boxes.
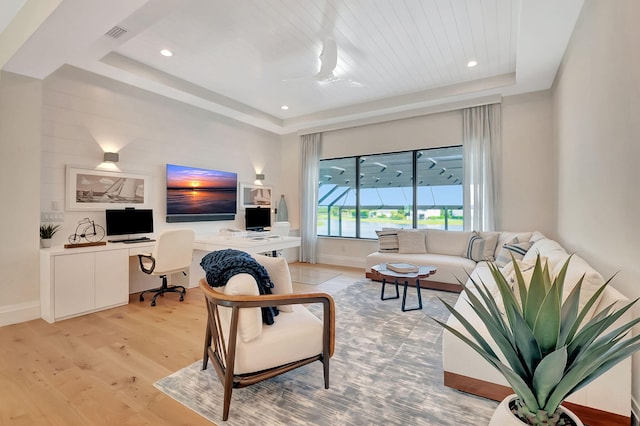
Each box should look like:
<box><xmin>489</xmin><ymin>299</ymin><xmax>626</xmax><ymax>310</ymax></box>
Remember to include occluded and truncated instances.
<box><xmin>366</xmin><ymin>229</ymin><xmax>632</xmax><ymax>425</ymax></box>
<box><xmin>366</xmin><ymin>229</ymin><xmax>527</xmax><ymax>293</ymax></box>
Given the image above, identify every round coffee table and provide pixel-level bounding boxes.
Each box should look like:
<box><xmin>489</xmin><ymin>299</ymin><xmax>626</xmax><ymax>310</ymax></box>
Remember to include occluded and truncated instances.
<box><xmin>371</xmin><ymin>264</ymin><xmax>437</xmax><ymax>311</ymax></box>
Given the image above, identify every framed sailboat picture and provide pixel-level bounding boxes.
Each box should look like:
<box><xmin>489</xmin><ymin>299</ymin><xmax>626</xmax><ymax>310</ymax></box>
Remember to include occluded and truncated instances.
<box><xmin>240</xmin><ymin>183</ymin><xmax>272</xmax><ymax>208</ymax></box>
<box><xmin>66</xmin><ymin>166</ymin><xmax>151</xmax><ymax>211</ymax></box>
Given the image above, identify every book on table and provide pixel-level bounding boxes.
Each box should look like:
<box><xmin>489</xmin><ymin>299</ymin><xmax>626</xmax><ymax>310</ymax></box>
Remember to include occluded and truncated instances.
<box><xmin>386</xmin><ymin>262</ymin><xmax>419</xmax><ymax>273</ymax></box>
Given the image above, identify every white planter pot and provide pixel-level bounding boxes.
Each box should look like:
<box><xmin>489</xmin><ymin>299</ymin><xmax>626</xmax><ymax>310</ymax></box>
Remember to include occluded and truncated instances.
<box><xmin>41</xmin><ymin>238</ymin><xmax>52</xmax><ymax>248</ymax></box>
<box><xmin>489</xmin><ymin>394</ymin><xmax>583</xmax><ymax>426</ymax></box>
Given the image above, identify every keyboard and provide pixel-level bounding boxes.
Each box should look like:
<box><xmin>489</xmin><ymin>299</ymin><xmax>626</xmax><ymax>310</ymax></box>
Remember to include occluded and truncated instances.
<box><xmin>121</xmin><ymin>238</ymin><xmax>155</xmax><ymax>244</ymax></box>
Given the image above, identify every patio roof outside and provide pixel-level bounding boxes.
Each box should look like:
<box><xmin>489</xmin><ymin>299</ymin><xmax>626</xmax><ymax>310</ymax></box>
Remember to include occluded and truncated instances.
<box><xmin>319</xmin><ymin>184</ymin><xmax>462</xmax><ymax>209</ymax></box>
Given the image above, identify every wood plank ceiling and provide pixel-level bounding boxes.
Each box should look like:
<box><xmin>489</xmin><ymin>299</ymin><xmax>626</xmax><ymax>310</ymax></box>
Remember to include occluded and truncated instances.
<box><xmin>114</xmin><ymin>0</ymin><xmax>518</xmax><ymax>119</ymax></box>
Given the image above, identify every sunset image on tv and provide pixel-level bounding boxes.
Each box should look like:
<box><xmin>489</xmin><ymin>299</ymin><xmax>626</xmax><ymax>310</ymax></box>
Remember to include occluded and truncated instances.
<box><xmin>166</xmin><ymin>164</ymin><xmax>237</xmax><ymax>215</ymax></box>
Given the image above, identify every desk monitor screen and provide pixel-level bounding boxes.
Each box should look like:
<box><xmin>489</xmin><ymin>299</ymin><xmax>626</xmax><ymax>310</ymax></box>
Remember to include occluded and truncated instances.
<box><xmin>245</xmin><ymin>207</ymin><xmax>270</xmax><ymax>231</ymax></box>
<box><xmin>105</xmin><ymin>209</ymin><xmax>154</xmax><ymax>236</ymax></box>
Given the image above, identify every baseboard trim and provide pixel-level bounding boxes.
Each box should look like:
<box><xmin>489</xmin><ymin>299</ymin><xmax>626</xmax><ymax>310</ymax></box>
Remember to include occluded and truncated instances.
<box><xmin>632</xmin><ymin>397</ymin><xmax>639</xmax><ymax>426</ymax></box>
<box><xmin>0</xmin><ymin>300</ymin><xmax>40</xmax><ymax>327</ymax></box>
<box><xmin>316</xmin><ymin>254</ymin><xmax>366</xmax><ymax>269</ymax></box>
<box><xmin>444</xmin><ymin>371</ymin><xmax>630</xmax><ymax>426</ymax></box>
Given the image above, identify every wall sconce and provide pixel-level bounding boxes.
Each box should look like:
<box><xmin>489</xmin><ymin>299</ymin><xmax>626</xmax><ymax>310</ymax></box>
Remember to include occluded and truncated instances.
<box><xmin>254</xmin><ymin>173</ymin><xmax>265</xmax><ymax>185</ymax></box>
<box><xmin>104</xmin><ymin>152</ymin><xmax>119</xmax><ymax>162</ymax></box>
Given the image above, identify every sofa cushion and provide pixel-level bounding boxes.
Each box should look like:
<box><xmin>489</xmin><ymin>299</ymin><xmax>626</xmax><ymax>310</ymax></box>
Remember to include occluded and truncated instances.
<box><xmin>530</xmin><ymin>231</ymin><xmax>547</xmax><ymax>243</ymax></box>
<box><xmin>495</xmin><ymin>238</ymin><xmax>534</xmax><ymax>267</ymax></box>
<box><xmin>427</xmin><ymin>229</ymin><xmax>475</xmax><ymax>256</ymax></box>
<box><xmin>466</xmin><ymin>233</ymin><xmax>499</xmax><ymax>262</ymax></box>
<box><xmin>397</xmin><ymin>229</ymin><xmax>427</xmax><ymax>253</ymax></box>
<box><xmin>376</xmin><ymin>229</ymin><xmax>400</xmax><ymax>253</ymax></box>
<box><xmin>366</xmin><ymin>252</ymin><xmax>475</xmax><ymax>285</ymax></box>
<box><xmin>522</xmin><ymin>238</ymin><xmax>568</xmax><ymax>271</ymax></box>
<box><xmin>495</xmin><ymin>232</ymin><xmax>533</xmax><ymax>258</ymax></box>
<box><xmin>554</xmin><ymin>254</ymin><xmax>606</xmax><ymax>319</ymax></box>
<box><xmin>255</xmin><ymin>254</ymin><xmax>294</xmax><ymax>313</ymax></box>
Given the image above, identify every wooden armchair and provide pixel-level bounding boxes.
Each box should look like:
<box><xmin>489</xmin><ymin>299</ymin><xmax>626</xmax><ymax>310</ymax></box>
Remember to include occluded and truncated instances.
<box><xmin>199</xmin><ymin>255</ymin><xmax>335</xmax><ymax>421</ymax></box>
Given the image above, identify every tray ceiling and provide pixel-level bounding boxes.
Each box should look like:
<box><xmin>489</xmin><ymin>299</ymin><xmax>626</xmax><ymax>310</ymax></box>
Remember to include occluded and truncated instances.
<box><xmin>1</xmin><ymin>0</ymin><xmax>584</xmax><ymax>134</ymax></box>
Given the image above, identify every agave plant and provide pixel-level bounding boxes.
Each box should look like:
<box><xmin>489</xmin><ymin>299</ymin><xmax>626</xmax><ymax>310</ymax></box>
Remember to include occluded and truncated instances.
<box><xmin>39</xmin><ymin>224</ymin><xmax>61</xmax><ymax>239</ymax></box>
<box><xmin>435</xmin><ymin>255</ymin><xmax>640</xmax><ymax>426</ymax></box>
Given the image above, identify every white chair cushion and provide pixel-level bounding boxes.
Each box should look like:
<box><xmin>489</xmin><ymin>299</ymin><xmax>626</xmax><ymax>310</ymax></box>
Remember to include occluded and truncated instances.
<box><xmin>255</xmin><ymin>254</ymin><xmax>294</xmax><ymax>312</ymax></box>
<box><xmin>221</xmin><ymin>273</ymin><xmax>263</xmax><ymax>343</ymax></box>
<box><xmin>232</xmin><ymin>305</ymin><xmax>323</xmax><ymax>374</ymax></box>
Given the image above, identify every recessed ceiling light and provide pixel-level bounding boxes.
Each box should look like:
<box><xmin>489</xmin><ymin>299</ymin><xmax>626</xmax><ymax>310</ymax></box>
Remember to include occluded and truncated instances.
<box><xmin>160</xmin><ymin>49</ymin><xmax>173</xmax><ymax>57</ymax></box>
<box><xmin>467</xmin><ymin>60</ymin><xmax>478</xmax><ymax>68</ymax></box>
<box><xmin>281</xmin><ymin>105</ymin><xmax>289</xmax><ymax>110</ymax></box>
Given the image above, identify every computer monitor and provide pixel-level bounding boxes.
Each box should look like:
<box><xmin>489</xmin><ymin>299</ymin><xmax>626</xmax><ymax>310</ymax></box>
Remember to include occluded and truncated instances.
<box><xmin>105</xmin><ymin>209</ymin><xmax>154</xmax><ymax>238</ymax></box>
<box><xmin>245</xmin><ymin>207</ymin><xmax>270</xmax><ymax>231</ymax></box>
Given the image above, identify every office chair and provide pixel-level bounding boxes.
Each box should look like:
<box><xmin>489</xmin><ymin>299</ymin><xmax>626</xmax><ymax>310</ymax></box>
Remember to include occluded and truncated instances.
<box><xmin>138</xmin><ymin>229</ymin><xmax>195</xmax><ymax>306</ymax></box>
<box><xmin>200</xmin><ymin>254</ymin><xmax>335</xmax><ymax>421</ymax></box>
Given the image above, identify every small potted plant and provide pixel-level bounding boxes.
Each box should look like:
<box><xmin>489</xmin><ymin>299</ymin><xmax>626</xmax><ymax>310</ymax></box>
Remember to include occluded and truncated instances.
<box><xmin>39</xmin><ymin>224</ymin><xmax>61</xmax><ymax>248</ymax></box>
<box><xmin>434</xmin><ymin>255</ymin><xmax>640</xmax><ymax>425</ymax></box>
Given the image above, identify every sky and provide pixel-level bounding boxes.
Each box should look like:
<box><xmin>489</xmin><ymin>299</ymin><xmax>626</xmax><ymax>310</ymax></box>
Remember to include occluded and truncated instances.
<box><xmin>166</xmin><ymin>164</ymin><xmax>237</xmax><ymax>189</ymax></box>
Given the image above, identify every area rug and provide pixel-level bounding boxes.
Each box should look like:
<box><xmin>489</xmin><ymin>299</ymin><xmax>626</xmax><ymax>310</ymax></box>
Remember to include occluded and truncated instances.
<box><xmin>154</xmin><ymin>282</ymin><xmax>497</xmax><ymax>425</ymax></box>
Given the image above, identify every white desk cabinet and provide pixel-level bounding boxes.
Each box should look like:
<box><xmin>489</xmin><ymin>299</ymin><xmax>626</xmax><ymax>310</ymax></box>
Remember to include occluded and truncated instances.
<box><xmin>41</xmin><ymin>246</ymin><xmax>131</xmax><ymax>323</ymax></box>
<box><xmin>39</xmin><ymin>235</ymin><xmax>299</xmax><ymax>323</ymax></box>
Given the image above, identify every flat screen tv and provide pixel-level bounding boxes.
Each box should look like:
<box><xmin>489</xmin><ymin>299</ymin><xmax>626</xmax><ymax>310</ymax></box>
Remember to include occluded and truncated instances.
<box><xmin>105</xmin><ymin>208</ymin><xmax>154</xmax><ymax>240</ymax></box>
<box><xmin>245</xmin><ymin>206</ymin><xmax>271</xmax><ymax>231</ymax></box>
<box><xmin>166</xmin><ymin>164</ymin><xmax>237</xmax><ymax>222</ymax></box>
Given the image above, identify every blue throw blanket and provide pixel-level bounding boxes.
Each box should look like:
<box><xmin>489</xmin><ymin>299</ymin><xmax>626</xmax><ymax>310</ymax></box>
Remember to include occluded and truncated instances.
<box><xmin>200</xmin><ymin>249</ymin><xmax>278</xmax><ymax>325</ymax></box>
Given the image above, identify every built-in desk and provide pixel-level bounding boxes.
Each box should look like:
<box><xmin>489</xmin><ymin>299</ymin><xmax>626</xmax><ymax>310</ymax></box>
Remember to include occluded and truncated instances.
<box><xmin>194</xmin><ymin>234</ymin><xmax>301</xmax><ymax>255</ymax></box>
<box><xmin>40</xmin><ymin>235</ymin><xmax>301</xmax><ymax>323</ymax></box>
<box><xmin>40</xmin><ymin>242</ymin><xmax>156</xmax><ymax>323</ymax></box>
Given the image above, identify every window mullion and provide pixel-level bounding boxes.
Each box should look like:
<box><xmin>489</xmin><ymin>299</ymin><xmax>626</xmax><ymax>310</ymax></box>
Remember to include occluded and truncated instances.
<box><xmin>412</xmin><ymin>150</ymin><xmax>418</xmax><ymax>228</ymax></box>
<box><xmin>355</xmin><ymin>157</ymin><xmax>361</xmax><ymax>238</ymax></box>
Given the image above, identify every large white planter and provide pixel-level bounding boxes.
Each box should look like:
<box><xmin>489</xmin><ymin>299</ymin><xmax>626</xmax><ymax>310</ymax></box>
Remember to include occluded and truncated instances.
<box><xmin>489</xmin><ymin>394</ymin><xmax>583</xmax><ymax>426</ymax></box>
<box><xmin>41</xmin><ymin>238</ymin><xmax>52</xmax><ymax>248</ymax></box>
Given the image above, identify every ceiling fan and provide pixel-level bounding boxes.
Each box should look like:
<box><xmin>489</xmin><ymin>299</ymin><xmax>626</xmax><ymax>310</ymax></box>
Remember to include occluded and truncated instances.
<box><xmin>315</xmin><ymin>38</ymin><xmax>339</xmax><ymax>82</ymax></box>
<box><xmin>285</xmin><ymin>38</ymin><xmax>362</xmax><ymax>86</ymax></box>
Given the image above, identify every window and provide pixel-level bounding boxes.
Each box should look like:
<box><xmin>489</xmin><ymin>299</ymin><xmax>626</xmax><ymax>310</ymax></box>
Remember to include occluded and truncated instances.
<box><xmin>318</xmin><ymin>146</ymin><xmax>463</xmax><ymax>238</ymax></box>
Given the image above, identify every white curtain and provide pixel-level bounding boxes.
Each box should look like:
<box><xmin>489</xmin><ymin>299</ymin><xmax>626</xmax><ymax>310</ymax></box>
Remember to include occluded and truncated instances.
<box><xmin>300</xmin><ymin>132</ymin><xmax>322</xmax><ymax>263</ymax></box>
<box><xmin>463</xmin><ymin>104</ymin><xmax>501</xmax><ymax>232</ymax></box>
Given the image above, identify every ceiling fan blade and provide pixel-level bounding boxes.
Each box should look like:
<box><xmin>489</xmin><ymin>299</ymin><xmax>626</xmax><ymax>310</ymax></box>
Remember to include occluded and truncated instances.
<box><xmin>315</xmin><ymin>38</ymin><xmax>337</xmax><ymax>80</ymax></box>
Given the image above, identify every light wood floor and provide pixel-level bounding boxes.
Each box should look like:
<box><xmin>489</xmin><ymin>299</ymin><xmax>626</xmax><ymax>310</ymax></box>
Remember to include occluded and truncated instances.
<box><xmin>0</xmin><ymin>263</ymin><xmax>363</xmax><ymax>426</ymax></box>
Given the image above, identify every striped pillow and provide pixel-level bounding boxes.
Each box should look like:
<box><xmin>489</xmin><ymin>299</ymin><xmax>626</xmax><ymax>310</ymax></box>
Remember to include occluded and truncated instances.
<box><xmin>466</xmin><ymin>233</ymin><xmax>499</xmax><ymax>262</ymax></box>
<box><xmin>495</xmin><ymin>237</ymin><xmax>533</xmax><ymax>267</ymax></box>
<box><xmin>376</xmin><ymin>229</ymin><xmax>399</xmax><ymax>253</ymax></box>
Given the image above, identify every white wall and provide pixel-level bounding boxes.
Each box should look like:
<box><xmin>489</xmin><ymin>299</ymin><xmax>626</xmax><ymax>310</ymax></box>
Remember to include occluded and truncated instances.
<box><xmin>552</xmin><ymin>0</ymin><xmax>640</xmax><ymax>414</ymax></box>
<box><xmin>0</xmin><ymin>71</ymin><xmax>42</xmax><ymax>325</ymax></box>
<box><xmin>501</xmin><ymin>91</ymin><xmax>556</xmax><ymax>237</ymax></box>
<box><xmin>41</xmin><ymin>66</ymin><xmax>282</xmax><ymax>246</ymax></box>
